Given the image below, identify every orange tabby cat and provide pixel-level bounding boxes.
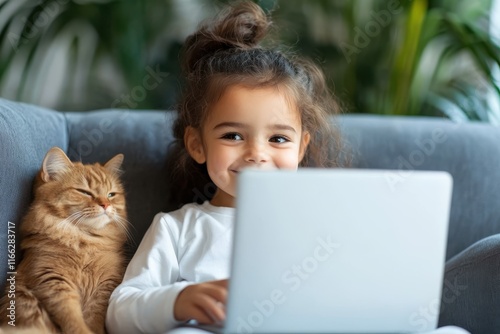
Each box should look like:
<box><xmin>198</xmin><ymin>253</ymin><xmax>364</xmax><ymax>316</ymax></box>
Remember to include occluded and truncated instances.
<box><xmin>0</xmin><ymin>147</ymin><xmax>129</xmax><ymax>334</ymax></box>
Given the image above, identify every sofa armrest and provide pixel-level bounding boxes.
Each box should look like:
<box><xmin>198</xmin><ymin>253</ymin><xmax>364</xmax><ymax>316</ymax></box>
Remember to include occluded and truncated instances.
<box><xmin>439</xmin><ymin>234</ymin><xmax>500</xmax><ymax>333</ymax></box>
<box><xmin>0</xmin><ymin>98</ymin><xmax>68</xmax><ymax>290</ymax></box>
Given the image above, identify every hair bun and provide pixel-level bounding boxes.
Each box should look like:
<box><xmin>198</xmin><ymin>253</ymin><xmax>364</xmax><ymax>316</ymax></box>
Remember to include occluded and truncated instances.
<box><xmin>183</xmin><ymin>1</ymin><xmax>271</xmax><ymax>73</ymax></box>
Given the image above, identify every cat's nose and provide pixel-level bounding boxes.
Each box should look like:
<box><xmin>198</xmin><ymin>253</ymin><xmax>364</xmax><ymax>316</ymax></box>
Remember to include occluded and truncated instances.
<box><xmin>97</xmin><ymin>199</ymin><xmax>110</xmax><ymax>210</ymax></box>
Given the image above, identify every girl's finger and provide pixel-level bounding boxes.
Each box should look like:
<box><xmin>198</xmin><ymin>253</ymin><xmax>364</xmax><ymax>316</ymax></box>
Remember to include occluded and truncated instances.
<box><xmin>211</xmin><ymin>279</ymin><xmax>229</xmax><ymax>288</ymax></box>
<box><xmin>195</xmin><ymin>294</ymin><xmax>226</xmax><ymax>324</ymax></box>
<box><xmin>190</xmin><ymin>305</ymin><xmax>215</xmax><ymax>324</ymax></box>
<box><xmin>204</xmin><ymin>284</ymin><xmax>228</xmax><ymax>305</ymax></box>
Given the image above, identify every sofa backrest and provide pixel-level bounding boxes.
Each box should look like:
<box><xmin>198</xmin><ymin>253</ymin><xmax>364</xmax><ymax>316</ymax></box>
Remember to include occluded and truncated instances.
<box><xmin>2</xmin><ymin>98</ymin><xmax>500</xmax><ymax>291</ymax></box>
<box><xmin>340</xmin><ymin>115</ymin><xmax>500</xmax><ymax>260</ymax></box>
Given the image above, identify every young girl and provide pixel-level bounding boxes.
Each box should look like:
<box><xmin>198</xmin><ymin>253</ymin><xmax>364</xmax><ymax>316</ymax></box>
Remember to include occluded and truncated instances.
<box><xmin>106</xmin><ymin>2</ymin><xmax>469</xmax><ymax>334</ymax></box>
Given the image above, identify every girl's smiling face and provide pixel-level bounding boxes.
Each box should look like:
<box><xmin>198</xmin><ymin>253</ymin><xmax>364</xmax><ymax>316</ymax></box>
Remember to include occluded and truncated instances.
<box><xmin>185</xmin><ymin>85</ymin><xmax>310</xmax><ymax>207</ymax></box>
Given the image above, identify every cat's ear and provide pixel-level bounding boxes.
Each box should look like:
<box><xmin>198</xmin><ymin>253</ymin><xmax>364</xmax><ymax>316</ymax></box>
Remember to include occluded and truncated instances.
<box><xmin>104</xmin><ymin>154</ymin><xmax>124</xmax><ymax>176</ymax></box>
<box><xmin>41</xmin><ymin>147</ymin><xmax>73</xmax><ymax>182</ymax></box>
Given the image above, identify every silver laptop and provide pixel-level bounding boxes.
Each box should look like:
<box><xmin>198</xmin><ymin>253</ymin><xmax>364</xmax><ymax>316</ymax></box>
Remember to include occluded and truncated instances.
<box><xmin>222</xmin><ymin>168</ymin><xmax>453</xmax><ymax>334</ymax></box>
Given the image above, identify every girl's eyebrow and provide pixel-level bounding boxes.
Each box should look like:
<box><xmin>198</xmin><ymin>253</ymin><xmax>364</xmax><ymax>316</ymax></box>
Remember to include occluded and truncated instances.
<box><xmin>270</xmin><ymin>124</ymin><xmax>297</xmax><ymax>133</ymax></box>
<box><xmin>213</xmin><ymin>122</ymin><xmax>246</xmax><ymax>130</ymax></box>
<box><xmin>213</xmin><ymin>122</ymin><xmax>296</xmax><ymax>133</ymax></box>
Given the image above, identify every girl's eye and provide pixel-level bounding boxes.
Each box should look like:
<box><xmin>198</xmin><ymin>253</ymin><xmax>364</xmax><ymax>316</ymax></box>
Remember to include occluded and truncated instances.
<box><xmin>221</xmin><ymin>133</ymin><xmax>243</xmax><ymax>141</ymax></box>
<box><xmin>107</xmin><ymin>192</ymin><xmax>116</xmax><ymax>198</ymax></box>
<box><xmin>76</xmin><ymin>188</ymin><xmax>93</xmax><ymax>197</ymax></box>
<box><xmin>269</xmin><ymin>136</ymin><xmax>290</xmax><ymax>143</ymax></box>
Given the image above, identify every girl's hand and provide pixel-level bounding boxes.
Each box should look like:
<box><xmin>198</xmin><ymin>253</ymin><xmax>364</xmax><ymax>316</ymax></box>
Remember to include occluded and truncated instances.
<box><xmin>174</xmin><ymin>279</ymin><xmax>229</xmax><ymax>324</ymax></box>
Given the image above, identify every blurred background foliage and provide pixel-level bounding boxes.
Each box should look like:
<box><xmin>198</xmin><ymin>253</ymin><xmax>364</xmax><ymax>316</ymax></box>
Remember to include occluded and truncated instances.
<box><xmin>0</xmin><ymin>0</ymin><xmax>499</xmax><ymax>124</ymax></box>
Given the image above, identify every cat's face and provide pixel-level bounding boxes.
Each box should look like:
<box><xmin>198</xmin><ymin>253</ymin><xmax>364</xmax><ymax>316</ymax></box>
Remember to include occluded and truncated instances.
<box><xmin>36</xmin><ymin>147</ymin><xmax>127</xmax><ymax>231</ymax></box>
<box><xmin>53</xmin><ymin>164</ymin><xmax>126</xmax><ymax>230</ymax></box>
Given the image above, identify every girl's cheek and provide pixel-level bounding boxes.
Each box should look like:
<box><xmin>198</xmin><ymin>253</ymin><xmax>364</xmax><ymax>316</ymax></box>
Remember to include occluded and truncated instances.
<box><xmin>286</xmin><ymin>153</ymin><xmax>302</xmax><ymax>169</ymax></box>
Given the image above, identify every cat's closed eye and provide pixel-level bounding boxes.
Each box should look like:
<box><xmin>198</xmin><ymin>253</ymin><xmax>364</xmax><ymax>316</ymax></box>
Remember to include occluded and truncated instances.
<box><xmin>75</xmin><ymin>188</ymin><xmax>94</xmax><ymax>197</ymax></box>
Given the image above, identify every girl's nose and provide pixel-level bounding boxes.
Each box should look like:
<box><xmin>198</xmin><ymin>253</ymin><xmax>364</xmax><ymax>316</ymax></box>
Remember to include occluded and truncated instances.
<box><xmin>244</xmin><ymin>142</ymin><xmax>268</xmax><ymax>164</ymax></box>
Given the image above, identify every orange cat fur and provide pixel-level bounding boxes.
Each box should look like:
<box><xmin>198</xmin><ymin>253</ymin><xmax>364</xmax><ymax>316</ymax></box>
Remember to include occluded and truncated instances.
<box><xmin>0</xmin><ymin>147</ymin><xmax>129</xmax><ymax>334</ymax></box>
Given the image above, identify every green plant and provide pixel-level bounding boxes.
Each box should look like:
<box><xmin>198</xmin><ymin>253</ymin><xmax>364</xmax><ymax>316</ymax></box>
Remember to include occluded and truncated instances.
<box><xmin>272</xmin><ymin>0</ymin><xmax>500</xmax><ymax>123</ymax></box>
<box><xmin>0</xmin><ymin>0</ymin><xmax>499</xmax><ymax>124</ymax></box>
<box><xmin>402</xmin><ymin>0</ymin><xmax>500</xmax><ymax>124</ymax></box>
<box><xmin>0</xmin><ymin>0</ymin><xmax>182</xmax><ymax>110</ymax></box>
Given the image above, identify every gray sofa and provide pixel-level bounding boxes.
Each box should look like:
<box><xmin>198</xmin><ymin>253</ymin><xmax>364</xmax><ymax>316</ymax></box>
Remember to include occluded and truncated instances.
<box><xmin>1</xmin><ymin>97</ymin><xmax>499</xmax><ymax>333</ymax></box>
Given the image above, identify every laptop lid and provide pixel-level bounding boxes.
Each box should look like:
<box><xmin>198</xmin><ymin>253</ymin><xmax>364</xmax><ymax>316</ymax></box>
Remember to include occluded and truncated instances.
<box><xmin>226</xmin><ymin>169</ymin><xmax>453</xmax><ymax>334</ymax></box>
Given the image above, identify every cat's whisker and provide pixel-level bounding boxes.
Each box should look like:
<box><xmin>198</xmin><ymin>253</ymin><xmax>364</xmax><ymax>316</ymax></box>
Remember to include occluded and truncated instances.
<box><xmin>114</xmin><ymin>215</ymin><xmax>135</xmax><ymax>245</ymax></box>
<box><xmin>66</xmin><ymin>211</ymin><xmax>84</xmax><ymax>222</ymax></box>
<box><xmin>114</xmin><ymin>217</ymin><xmax>135</xmax><ymax>246</ymax></box>
<box><xmin>59</xmin><ymin>211</ymin><xmax>81</xmax><ymax>224</ymax></box>
<box><xmin>75</xmin><ymin>214</ymin><xmax>90</xmax><ymax>228</ymax></box>
<box><xmin>58</xmin><ymin>211</ymin><xmax>84</xmax><ymax>232</ymax></box>
<box><xmin>71</xmin><ymin>211</ymin><xmax>90</xmax><ymax>229</ymax></box>
<box><xmin>66</xmin><ymin>212</ymin><xmax>84</xmax><ymax>231</ymax></box>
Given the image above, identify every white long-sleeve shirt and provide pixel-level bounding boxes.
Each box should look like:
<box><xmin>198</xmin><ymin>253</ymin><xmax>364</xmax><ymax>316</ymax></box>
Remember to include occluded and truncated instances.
<box><xmin>106</xmin><ymin>201</ymin><xmax>235</xmax><ymax>334</ymax></box>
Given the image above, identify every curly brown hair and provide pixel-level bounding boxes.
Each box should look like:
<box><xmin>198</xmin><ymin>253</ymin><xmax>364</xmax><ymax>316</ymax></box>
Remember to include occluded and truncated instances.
<box><xmin>167</xmin><ymin>1</ymin><xmax>346</xmax><ymax>207</ymax></box>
